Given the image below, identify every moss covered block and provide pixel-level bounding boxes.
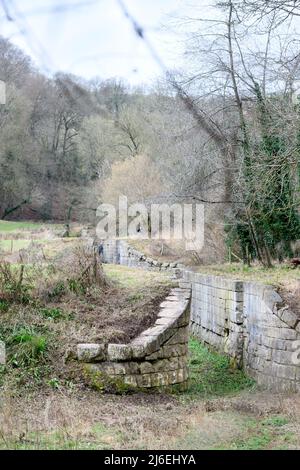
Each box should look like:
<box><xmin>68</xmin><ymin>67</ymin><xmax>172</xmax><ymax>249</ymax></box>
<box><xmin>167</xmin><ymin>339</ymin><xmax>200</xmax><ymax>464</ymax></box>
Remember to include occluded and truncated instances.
<box><xmin>83</xmin><ymin>364</ymin><xmax>136</xmax><ymax>394</ymax></box>
<box><xmin>136</xmin><ymin>374</ymin><xmax>152</xmax><ymax>388</ymax></box>
<box><xmin>150</xmin><ymin>372</ymin><xmax>169</xmax><ymax>387</ymax></box>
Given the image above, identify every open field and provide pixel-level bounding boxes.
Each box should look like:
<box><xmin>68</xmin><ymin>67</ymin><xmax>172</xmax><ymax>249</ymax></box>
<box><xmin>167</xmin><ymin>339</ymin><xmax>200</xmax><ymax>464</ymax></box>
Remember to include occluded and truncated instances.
<box><xmin>0</xmin><ymin>239</ymin><xmax>32</xmax><ymax>253</ymax></box>
<box><xmin>0</xmin><ymin>221</ymin><xmax>45</xmax><ymax>232</ymax></box>
<box><xmin>0</xmin><ymin>221</ymin><xmax>64</xmax><ymax>233</ymax></box>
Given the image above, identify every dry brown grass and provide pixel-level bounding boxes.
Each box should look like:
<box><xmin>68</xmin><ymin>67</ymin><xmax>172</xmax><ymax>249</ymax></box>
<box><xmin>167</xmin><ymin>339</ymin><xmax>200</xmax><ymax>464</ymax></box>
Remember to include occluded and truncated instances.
<box><xmin>1</xmin><ymin>387</ymin><xmax>300</xmax><ymax>449</ymax></box>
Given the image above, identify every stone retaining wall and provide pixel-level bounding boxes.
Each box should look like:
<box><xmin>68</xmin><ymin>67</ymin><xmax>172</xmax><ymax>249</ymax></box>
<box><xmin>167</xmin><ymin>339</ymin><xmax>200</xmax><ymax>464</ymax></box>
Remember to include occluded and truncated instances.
<box><xmin>76</xmin><ymin>286</ymin><xmax>191</xmax><ymax>392</ymax></box>
<box><xmin>184</xmin><ymin>271</ymin><xmax>244</xmax><ymax>367</ymax></box>
<box><xmin>101</xmin><ymin>239</ymin><xmax>183</xmax><ymax>277</ymax></box>
<box><xmin>184</xmin><ymin>270</ymin><xmax>300</xmax><ymax>392</ymax></box>
<box><xmin>82</xmin><ymin>238</ymin><xmax>300</xmax><ymax>392</ymax></box>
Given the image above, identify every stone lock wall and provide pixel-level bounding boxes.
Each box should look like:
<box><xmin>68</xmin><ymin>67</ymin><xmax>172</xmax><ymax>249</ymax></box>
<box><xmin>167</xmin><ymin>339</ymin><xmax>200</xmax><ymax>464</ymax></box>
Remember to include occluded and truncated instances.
<box><xmin>76</xmin><ymin>286</ymin><xmax>191</xmax><ymax>392</ymax></box>
<box><xmin>80</xmin><ymin>238</ymin><xmax>300</xmax><ymax>392</ymax></box>
<box><xmin>243</xmin><ymin>282</ymin><xmax>300</xmax><ymax>392</ymax></box>
<box><xmin>184</xmin><ymin>270</ymin><xmax>300</xmax><ymax>392</ymax></box>
<box><xmin>101</xmin><ymin>239</ymin><xmax>183</xmax><ymax>277</ymax></box>
<box><xmin>185</xmin><ymin>271</ymin><xmax>244</xmax><ymax>367</ymax></box>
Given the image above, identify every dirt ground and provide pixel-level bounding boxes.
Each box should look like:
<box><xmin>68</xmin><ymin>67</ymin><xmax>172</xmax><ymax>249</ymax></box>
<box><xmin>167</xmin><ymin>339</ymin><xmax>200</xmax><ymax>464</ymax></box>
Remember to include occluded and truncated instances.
<box><xmin>0</xmin><ymin>387</ymin><xmax>300</xmax><ymax>450</ymax></box>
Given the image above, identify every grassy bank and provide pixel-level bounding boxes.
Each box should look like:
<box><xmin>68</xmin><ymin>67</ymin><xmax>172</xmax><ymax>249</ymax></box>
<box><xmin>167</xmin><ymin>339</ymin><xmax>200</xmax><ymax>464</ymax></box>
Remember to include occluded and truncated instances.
<box><xmin>191</xmin><ymin>263</ymin><xmax>300</xmax><ymax>286</ymax></box>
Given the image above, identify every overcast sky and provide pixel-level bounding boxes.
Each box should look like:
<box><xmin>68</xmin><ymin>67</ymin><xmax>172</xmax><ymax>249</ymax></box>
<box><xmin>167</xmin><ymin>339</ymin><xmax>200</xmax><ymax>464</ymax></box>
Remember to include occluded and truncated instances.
<box><xmin>0</xmin><ymin>0</ymin><xmax>215</xmax><ymax>86</ymax></box>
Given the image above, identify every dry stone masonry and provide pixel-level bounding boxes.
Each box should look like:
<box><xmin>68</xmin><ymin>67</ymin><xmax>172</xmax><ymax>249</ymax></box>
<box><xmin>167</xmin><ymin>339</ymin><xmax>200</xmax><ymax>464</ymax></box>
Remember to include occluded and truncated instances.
<box><xmin>77</xmin><ymin>286</ymin><xmax>191</xmax><ymax>392</ymax></box>
<box><xmin>184</xmin><ymin>270</ymin><xmax>300</xmax><ymax>392</ymax></box>
<box><xmin>101</xmin><ymin>239</ymin><xmax>183</xmax><ymax>277</ymax></box>
<box><xmin>78</xmin><ymin>238</ymin><xmax>300</xmax><ymax>392</ymax></box>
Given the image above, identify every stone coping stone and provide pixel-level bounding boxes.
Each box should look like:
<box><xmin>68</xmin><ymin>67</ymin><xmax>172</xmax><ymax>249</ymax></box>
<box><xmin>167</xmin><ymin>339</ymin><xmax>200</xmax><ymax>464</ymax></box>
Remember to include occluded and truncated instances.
<box><xmin>275</xmin><ymin>307</ymin><xmax>300</xmax><ymax>330</ymax></box>
<box><xmin>77</xmin><ymin>344</ymin><xmax>107</xmax><ymax>362</ymax></box>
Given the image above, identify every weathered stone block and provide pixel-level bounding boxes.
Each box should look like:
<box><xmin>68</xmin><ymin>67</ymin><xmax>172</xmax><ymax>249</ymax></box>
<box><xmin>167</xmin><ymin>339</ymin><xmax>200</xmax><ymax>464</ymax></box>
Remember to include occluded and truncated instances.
<box><xmin>92</xmin><ymin>363</ymin><xmax>116</xmax><ymax>376</ymax></box>
<box><xmin>255</xmin><ymin>345</ymin><xmax>272</xmax><ymax>361</ymax></box>
<box><xmin>139</xmin><ymin>361</ymin><xmax>155</xmax><ymax>374</ymax></box>
<box><xmin>165</xmin><ymin>327</ymin><xmax>189</xmax><ymax>345</ymax></box>
<box><xmin>136</xmin><ymin>374</ymin><xmax>152</xmax><ymax>388</ymax></box>
<box><xmin>139</xmin><ymin>324</ymin><xmax>174</xmax><ymax>346</ymax></box>
<box><xmin>265</xmin><ymin>363</ymin><xmax>296</xmax><ymax>380</ymax></box>
<box><xmin>261</xmin><ymin>337</ymin><xmax>287</xmax><ymax>351</ymax></box>
<box><xmin>283</xmin><ymin>312</ymin><xmax>299</xmax><ymax>329</ymax></box>
<box><xmin>150</xmin><ymin>372</ymin><xmax>169</xmax><ymax>387</ymax></box>
<box><xmin>272</xmin><ymin>349</ymin><xmax>294</xmax><ymax>366</ymax></box>
<box><xmin>77</xmin><ymin>343</ymin><xmax>107</xmax><ymax>362</ymax></box>
<box><xmin>250</xmin><ymin>370</ymin><xmax>297</xmax><ymax>393</ymax></box>
<box><xmin>145</xmin><ymin>343</ymin><xmax>188</xmax><ymax>360</ymax></box>
<box><xmin>123</xmin><ymin>375</ymin><xmax>138</xmax><ymax>387</ymax></box>
<box><xmin>157</xmin><ymin>311</ymin><xmax>189</xmax><ymax>328</ymax></box>
<box><xmin>178</xmin><ymin>281</ymin><xmax>192</xmax><ymax>289</ymax></box>
<box><xmin>108</xmin><ymin>344</ymin><xmax>133</xmax><ymax>361</ymax></box>
<box><xmin>131</xmin><ymin>336</ymin><xmax>160</xmax><ymax>358</ymax></box>
<box><xmin>167</xmin><ymin>367</ymin><xmax>188</xmax><ymax>385</ymax></box>
<box><xmin>139</xmin><ymin>357</ymin><xmax>185</xmax><ymax>374</ymax></box>
<box><xmin>155</xmin><ymin>316</ymin><xmax>178</xmax><ymax>328</ymax></box>
<box><xmin>266</xmin><ymin>328</ymin><xmax>297</xmax><ymax>341</ymax></box>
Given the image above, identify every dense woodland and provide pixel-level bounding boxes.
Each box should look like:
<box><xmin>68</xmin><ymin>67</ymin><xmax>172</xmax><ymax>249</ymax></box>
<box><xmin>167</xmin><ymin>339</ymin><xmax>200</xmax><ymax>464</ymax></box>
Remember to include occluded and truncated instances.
<box><xmin>1</xmin><ymin>0</ymin><xmax>300</xmax><ymax>265</ymax></box>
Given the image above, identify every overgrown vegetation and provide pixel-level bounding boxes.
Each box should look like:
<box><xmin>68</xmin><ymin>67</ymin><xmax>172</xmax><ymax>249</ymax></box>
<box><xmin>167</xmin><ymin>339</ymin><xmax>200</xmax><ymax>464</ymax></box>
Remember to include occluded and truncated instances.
<box><xmin>0</xmin><ymin>263</ymin><xmax>31</xmax><ymax>304</ymax></box>
<box><xmin>7</xmin><ymin>326</ymin><xmax>48</xmax><ymax>368</ymax></box>
<box><xmin>0</xmin><ymin>241</ymin><xmax>172</xmax><ymax>393</ymax></box>
<box><xmin>227</xmin><ymin>88</ymin><xmax>300</xmax><ymax>267</ymax></box>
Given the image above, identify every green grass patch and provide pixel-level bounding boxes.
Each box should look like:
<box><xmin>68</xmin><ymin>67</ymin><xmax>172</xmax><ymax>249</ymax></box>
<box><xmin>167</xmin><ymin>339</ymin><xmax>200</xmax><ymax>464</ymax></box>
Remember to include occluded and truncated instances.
<box><xmin>262</xmin><ymin>415</ymin><xmax>289</xmax><ymax>427</ymax></box>
<box><xmin>39</xmin><ymin>307</ymin><xmax>65</xmax><ymax>321</ymax></box>
<box><xmin>126</xmin><ymin>292</ymin><xmax>144</xmax><ymax>302</ymax></box>
<box><xmin>0</xmin><ymin>299</ymin><xmax>9</xmax><ymax>312</ymax></box>
<box><xmin>0</xmin><ymin>221</ymin><xmax>45</xmax><ymax>233</ymax></box>
<box><xmin>0</xmin><ymin>221</ymin><xmax>64</xmax><ymax>234</ymax></box>
<box><xmin>7</xmin><ymin>326</ymin><xmax>48</xmax><ymax>367</ymax></box>
<box><xmin>220</xmin><ymin>415</ymin><xmax>294</xmax><ymax>450</ymax></box>
<box><xmin>187</xmin><ymin>338</ymin><xmax>255</xmax><ymax>397</ymax></box>
<box><xmin>0</xmin><ymin>239</ymin><xmax>32</xmax><ymax>253</ymax></box>
<box><xmin>103</xmin><ymin>264</ymin><xmax>172</xmax><ymax>289</ymax></box>
<box><xmin>227</xmin><ymin>428</ymin><xmax>273</xmax><ymax>450</ymax></box>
